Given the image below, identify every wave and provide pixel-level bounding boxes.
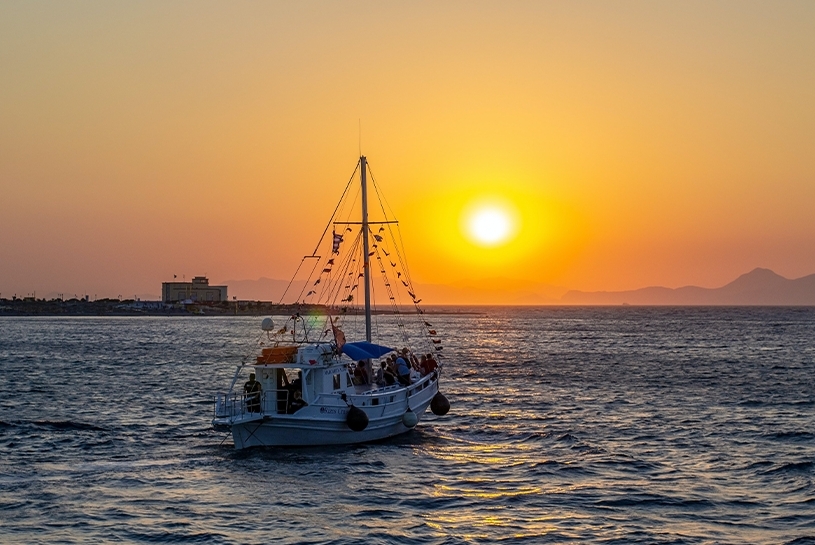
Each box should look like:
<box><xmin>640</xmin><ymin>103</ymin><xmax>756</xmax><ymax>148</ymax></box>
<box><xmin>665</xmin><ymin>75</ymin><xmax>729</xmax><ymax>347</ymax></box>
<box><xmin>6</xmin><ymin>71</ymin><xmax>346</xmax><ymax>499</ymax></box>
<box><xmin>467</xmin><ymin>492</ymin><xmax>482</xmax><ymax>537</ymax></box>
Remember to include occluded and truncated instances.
<box><xmin>0</xmin><ymin>419</ymin><xmax>106</xmax><ymax>432</ymax></box>
<box><xmin>761</xmin><ymin>461</ymin><xmax>814</xmax><ymax>475</ymax></box>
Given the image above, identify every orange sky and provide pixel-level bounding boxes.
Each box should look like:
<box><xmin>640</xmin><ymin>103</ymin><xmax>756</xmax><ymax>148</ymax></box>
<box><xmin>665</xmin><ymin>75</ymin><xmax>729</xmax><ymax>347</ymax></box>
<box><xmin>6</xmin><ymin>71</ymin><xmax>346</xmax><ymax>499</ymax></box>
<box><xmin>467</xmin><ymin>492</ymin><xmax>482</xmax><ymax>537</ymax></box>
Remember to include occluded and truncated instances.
<box><xmin>1</xmin><ymin>2</ymin><xmax>814</xmax><ymax>302</ymax></box>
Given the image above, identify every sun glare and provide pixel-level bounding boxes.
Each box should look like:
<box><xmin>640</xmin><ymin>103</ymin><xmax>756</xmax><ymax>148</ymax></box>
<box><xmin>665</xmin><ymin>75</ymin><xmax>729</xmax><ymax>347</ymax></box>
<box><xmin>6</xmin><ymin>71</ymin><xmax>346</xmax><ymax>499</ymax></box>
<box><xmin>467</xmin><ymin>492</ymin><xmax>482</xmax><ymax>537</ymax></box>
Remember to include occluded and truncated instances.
<box><xmin>464</xmin><ymin>203</ymin><xmax>518</xmax><ymax>247</ymax></box>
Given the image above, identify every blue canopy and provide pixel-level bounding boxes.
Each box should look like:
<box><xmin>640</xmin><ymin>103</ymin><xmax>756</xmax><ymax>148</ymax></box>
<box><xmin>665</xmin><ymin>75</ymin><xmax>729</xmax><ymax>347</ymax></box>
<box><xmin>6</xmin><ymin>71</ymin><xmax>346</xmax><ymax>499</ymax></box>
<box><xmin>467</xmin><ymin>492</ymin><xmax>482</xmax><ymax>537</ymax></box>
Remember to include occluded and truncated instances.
<box><xmin>341</xmin><ymin>341</ymin><xmax>394</xmax><ymax>361</ymax></box>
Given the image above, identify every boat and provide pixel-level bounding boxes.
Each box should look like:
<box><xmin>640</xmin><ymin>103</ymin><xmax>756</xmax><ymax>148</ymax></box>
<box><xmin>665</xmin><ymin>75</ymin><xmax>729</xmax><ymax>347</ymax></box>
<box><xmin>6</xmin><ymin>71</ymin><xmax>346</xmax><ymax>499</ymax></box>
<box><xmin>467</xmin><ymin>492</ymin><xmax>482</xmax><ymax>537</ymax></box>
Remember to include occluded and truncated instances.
<box><xmin>212</xmin><ymin>156</ymin><xmax>450</xmax><ymax>448</ymax></box>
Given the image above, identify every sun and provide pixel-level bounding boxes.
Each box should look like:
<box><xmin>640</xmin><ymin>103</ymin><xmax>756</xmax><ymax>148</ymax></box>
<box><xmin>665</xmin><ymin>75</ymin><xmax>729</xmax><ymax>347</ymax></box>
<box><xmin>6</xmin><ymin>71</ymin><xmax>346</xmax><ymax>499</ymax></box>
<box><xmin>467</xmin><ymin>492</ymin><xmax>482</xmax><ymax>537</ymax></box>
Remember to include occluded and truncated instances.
<box><xmin>463</xmin><ymin>201</ymin><xmax>519</xmax><ymax>247</ymax></box>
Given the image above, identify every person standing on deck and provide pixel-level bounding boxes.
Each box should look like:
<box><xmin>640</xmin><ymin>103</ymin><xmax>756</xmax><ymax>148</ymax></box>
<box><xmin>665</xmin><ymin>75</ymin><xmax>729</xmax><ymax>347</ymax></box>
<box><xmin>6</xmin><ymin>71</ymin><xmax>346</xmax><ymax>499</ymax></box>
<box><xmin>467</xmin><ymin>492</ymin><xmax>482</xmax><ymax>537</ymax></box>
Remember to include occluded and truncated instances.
<box><xmin>243</xmin><ymin>372</ymin><xmax>262</xmax><ymax>413</ymax></box>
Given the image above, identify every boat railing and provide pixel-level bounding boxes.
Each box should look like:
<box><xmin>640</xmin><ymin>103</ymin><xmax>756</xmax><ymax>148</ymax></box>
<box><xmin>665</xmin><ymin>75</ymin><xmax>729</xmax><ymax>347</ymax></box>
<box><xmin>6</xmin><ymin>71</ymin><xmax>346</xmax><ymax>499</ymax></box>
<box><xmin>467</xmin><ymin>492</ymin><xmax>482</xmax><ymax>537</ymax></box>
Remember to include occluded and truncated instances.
<box><xmin>316</xmin><ymin>370</ymin><xmax>439</xmax><ymax>408</ymax></box>
<box><xmin>214</xmin><ymin>389</ymin><xmax>293</xmax><ymax>419</ymax></box>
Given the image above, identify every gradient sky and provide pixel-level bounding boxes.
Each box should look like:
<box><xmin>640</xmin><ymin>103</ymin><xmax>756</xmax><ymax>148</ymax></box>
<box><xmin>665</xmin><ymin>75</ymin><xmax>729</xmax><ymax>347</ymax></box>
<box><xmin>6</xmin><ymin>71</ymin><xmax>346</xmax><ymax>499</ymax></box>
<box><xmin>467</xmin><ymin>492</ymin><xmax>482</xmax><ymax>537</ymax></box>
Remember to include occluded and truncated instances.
<box><xmin>2</xmin><ymin>1</ymin><xmax>814</xmax><ymax>301</ymax></box>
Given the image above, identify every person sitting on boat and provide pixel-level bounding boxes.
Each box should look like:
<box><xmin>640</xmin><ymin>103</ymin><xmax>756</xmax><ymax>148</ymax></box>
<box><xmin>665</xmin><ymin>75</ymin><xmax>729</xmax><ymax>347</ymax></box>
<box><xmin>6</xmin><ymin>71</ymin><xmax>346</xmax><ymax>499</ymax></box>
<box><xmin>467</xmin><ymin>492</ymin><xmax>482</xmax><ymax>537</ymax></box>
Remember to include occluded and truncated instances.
<box><xmin>423</xmin><ymin>353</ymin><xmax>438</xmax><ymax>375</ymax></box>
<box><xmin>383</xmin><ymin>357</ymin><xmax>397</xmax><ymax>386</ymax></box>
<box><xmin>352</xmin><ymin>361</ymin><xmax>369</xmax><ymax>385</ymax></box>
<box><xmin>395</xmin><ymin>353</ymin><xmax>411</xmax><ymax>386</ymax></box>
<box><xmin>373</xmin><ymin>361</ymin><xmax>386</xmax><ymax>387</ymax></box>
<box><xmin>243</xmin><ymin>372</ymin><xmax>262</xmax><ymax>413</ymax></box>
<box><xmin>288</xmin><ymin>390</ymin><xmax>307</xmax><ymax>413</ymax></box>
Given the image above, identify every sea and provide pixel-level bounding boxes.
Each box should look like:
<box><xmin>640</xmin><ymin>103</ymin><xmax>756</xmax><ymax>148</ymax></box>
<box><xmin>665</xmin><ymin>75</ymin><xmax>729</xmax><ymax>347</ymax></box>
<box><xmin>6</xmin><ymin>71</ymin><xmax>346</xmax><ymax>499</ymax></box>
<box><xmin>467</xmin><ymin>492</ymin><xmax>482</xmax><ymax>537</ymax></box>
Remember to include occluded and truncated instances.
<box><xmin>1</xmin><ymin>307</ymin><xmax>813</xmax><ymax>544</ymax></box>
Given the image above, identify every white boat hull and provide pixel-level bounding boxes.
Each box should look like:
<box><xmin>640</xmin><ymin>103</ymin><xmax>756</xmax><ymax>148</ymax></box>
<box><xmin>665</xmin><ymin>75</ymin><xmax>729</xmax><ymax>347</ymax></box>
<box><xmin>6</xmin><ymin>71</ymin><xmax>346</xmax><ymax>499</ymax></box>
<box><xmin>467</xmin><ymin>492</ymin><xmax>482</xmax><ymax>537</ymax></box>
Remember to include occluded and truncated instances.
<box><xmin>217</xmin><ymin>373</ymin><xmax>440</xmax><ymax>449</ymax></box>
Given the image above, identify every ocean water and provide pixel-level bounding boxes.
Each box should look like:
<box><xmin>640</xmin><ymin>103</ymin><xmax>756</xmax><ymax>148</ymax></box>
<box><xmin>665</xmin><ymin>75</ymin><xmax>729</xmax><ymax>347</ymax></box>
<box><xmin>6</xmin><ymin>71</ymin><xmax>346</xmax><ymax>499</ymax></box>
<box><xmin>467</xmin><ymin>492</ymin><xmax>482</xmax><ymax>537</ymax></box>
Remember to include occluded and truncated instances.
<box><xmin>1</xmin><ymin>307</ymin><xmax>813</xmax><ymax>544</ymax></box>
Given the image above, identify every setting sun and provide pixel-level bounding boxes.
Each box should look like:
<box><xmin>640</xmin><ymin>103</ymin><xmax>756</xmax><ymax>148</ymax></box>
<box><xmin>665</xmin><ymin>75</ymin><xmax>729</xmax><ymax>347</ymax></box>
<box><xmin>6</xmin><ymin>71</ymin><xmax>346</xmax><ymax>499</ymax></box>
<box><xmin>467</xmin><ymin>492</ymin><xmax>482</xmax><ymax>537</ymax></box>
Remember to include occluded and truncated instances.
<box><xmin>467</xmin><ymin>206</ymin><xmax>515</xmax><ymax>246</ymax></box>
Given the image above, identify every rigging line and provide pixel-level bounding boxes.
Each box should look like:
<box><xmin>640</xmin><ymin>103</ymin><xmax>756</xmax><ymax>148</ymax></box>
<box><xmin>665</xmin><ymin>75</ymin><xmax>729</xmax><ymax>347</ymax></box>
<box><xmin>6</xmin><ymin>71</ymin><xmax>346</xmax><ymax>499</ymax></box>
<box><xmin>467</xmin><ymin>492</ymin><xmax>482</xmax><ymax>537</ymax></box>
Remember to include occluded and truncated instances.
<box><xmin>370</xmin><ymin>238</ymin><xmax>410</xmax><ymax>345</ymax></box>
<box><xmin>277</xmin><ymin>256</ymin><xmax>318</xmax><ymax>305</ymax></box>
<box><xmin>327</xmin><ymin>231</ymin><xmax>362</xmax><ymax>307</ymax></box>
<box><xmin>330</xmin><ymin>229</ymin><xmax>361</xmax><ymax>302</ymax></box>
<box><xmin>324</xmin><ymin>232</ymin><xmax>359</xmax><ymax>310</ymax></box>
<box><xmin>367</xmin><ymin>164</ymin><xmax>398</xmax><ymax>221</ymax></box>
<box><xmin>293</xmin><ymin>255</ymin><xmax>323</xmax><ymax>304</ymax></box>
<box><xmin>367</xmin><ymin>167</ymin><xmax>416</xmax><ymax>292</ymax></box>
<box><xmin>367</xmin><ymin>166</ymin><xmax>412</xmax><ymax>287</ymax></box>
<box><xmin>377</xmin><ymin>220</ymin><xmax>433</xmax><ymax>352</ymax></box>
<box><xmin>311</xmin><ymin>160</ymin><xmax>360</xmax><ymax>256</ymax></box>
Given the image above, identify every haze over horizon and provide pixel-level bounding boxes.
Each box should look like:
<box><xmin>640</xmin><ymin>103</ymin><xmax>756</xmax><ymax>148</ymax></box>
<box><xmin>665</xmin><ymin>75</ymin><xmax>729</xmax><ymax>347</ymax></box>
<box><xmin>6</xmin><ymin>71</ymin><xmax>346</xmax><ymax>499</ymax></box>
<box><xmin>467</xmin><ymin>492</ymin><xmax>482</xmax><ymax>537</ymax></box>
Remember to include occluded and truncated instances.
<box><xmin>2</xmin><ymin>2</ymin><xmax>814</xmax><ymax>304</ymax></box>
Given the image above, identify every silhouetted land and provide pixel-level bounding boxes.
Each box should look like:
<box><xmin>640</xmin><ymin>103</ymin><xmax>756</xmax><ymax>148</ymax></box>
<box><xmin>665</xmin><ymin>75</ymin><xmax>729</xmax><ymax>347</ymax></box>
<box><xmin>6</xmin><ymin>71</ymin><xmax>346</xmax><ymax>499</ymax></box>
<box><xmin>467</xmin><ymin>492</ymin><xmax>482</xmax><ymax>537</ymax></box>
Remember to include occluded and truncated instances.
<box><xmin>0</xmin><ymin>298</ymin><xmax>329</xmax><ymax>317</ymax></box>
<box><xmin>563</xmin><ymin>268</ymin><xmax>815</xmax><ymax>305</ymax></box>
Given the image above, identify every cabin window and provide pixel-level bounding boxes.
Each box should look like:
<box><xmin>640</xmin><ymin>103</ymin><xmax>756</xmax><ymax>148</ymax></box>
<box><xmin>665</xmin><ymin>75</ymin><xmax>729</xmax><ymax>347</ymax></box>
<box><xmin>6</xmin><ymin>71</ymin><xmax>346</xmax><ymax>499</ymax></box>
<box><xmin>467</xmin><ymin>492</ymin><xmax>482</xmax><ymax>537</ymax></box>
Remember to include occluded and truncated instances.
<box><xmin>372</xmin><ymin>398</ymin><xmax>379</xmax><ymax>406</ymax></box>
<box><xmin>332</xmin><ymin>373</ymin><xmax>341</xmax><ymax>390</ymax></box>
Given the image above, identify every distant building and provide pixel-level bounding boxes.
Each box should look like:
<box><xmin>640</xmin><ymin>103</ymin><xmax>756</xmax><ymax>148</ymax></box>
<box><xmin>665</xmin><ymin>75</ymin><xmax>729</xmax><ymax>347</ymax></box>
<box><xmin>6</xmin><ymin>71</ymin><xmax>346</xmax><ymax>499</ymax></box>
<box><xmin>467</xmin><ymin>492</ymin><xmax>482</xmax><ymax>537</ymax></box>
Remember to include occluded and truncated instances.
<box><xmin>162</xmin><ymin>276</ymin><xmax>227</xmax><ymax>303</ymax></box>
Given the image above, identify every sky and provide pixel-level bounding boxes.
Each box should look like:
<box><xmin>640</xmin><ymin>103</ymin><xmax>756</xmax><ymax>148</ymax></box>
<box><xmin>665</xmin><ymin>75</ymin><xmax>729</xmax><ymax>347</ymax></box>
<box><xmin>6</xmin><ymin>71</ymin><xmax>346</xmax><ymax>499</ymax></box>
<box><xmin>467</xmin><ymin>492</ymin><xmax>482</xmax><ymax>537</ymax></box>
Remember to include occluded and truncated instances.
<box><xmin>1</xmin><ymin>1</ymin><xmax>814</xmax><ymax>302</ymax></box>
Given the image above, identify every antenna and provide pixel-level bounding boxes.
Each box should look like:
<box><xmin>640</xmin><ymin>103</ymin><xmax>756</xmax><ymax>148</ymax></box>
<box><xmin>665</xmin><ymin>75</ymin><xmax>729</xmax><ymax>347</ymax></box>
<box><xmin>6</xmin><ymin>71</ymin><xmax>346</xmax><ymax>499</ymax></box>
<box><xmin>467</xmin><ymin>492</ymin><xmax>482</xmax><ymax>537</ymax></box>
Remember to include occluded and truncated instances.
<box><xmin>358</xmin><ymin>118</ymin><xmax>361</xmax><ymax>156</ymax></box>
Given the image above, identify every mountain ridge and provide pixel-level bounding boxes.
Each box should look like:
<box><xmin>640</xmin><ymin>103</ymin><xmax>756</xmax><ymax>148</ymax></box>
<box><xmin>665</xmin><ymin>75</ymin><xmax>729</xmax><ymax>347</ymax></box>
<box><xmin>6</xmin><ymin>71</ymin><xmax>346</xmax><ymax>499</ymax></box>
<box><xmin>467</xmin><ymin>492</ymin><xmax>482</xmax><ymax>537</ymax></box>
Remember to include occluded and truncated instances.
<box><xmin>562</xmin><ymin>268</ymin><xmax>815</xmax><ymax>305</ymax></box>
<box><xmin>221</xmin><ymin>268</ymin><xmax>815</xmax><ymax>305</ymax></box>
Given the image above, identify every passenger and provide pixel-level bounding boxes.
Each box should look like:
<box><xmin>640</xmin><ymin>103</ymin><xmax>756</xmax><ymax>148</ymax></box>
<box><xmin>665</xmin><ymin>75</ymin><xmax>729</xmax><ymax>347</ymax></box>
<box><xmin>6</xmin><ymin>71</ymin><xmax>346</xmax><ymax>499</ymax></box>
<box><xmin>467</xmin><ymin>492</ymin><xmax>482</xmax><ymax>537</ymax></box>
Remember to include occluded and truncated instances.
<box><xmin>425</xmin><ymin>353</ymin><xmax>438</xmax><ymax>374</ymax></box>
<box><xmin>288</xmin><ymin>390</ymin><xmax>307</xmax><ymax>413</ymax></box>
<box><xmin>373</xmin><ymin>361</ymin><xmax>386</xmax><ymax>387</ymax></box>
<box><xmin>384</xmin><ymin>358</ymin><xmax>397</xmax><ymax>386</ymax></box>
<box><xmin>291</xmin><ymin>370</ymin><xmax>302</xmax><ymax>391</ymax></box>
<box><xmin>243</xmin><ymin>372</ymin><xmax>262</xmax><ymax>413</ymax></box>
<box><xmin>395</xmin><ymin>353</ymin><xmax>411</xmax><ymax>386</ymax></box>
<box><xmin>353</xmin><ymin>361</ymin><xmax>369</xmax><ymax>385</ymax></box>
<box><xmin>419</xmin><ymin>354</ymin><xmax>429</xmax><ymax>376</ymax></box>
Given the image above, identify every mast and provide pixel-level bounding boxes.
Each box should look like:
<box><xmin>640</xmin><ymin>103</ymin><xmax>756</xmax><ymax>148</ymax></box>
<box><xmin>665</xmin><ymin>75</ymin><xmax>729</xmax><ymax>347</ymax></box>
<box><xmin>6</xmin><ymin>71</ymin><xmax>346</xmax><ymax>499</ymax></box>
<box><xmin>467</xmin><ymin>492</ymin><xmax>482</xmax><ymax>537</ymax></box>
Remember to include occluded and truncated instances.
<box><xmin>360</xmin><ymin>156</ymin><xmax>372</xmax><ymax>342</ymax></box>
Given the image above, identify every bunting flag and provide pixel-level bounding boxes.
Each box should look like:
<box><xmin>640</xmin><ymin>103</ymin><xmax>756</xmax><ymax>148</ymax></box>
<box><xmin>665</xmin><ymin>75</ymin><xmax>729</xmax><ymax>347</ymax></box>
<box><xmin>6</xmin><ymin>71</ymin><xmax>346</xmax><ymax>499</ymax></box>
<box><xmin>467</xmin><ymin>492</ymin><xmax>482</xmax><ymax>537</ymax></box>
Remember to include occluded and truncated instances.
<box><xmin>306</xmin><ymin>290</ymin><xmax>316</xmax><ymax>296</ymax></box>
<box><xmin>391</xmin><ymin>262</ymin><xmax>397</xmax><ymax>267</ymax></box>
<box><xmin>397</xmin><ymin>271</ymin><xmax>401</xmax><ymax>277</ymax></box>
<box><xmin>342</xmin><ymin>295</ymin><xmax>354</xmax><ymax>302</ymax></box>
<box><xmin>424</xmin><ymin>321</ymin><xmax>433</xmax><ymax>327</ymax></box>
<box><xmin>383</xmin><ymin>250</ymin><xmax>390</xmax><ymax>256</ymax></box>
<box><xmin>368</xmin><ymin>251</ymin><xmax>375</xmax><ymax>256</ymax></box>
<box><xmin>358</xmin><ymin>273</ymin><xmax>364</xmax><ymax>278</ymax></box>
<box><xmin>346</xmin><ymin>227</ymin><xmax>353</xmax><ymax>232</ymax></box>
<box><xmin>432</xmin><ymin>339</ymin><xmax>442</xmax><ymax>344</ymax></box>
<box><xmin>331</xmin><ymin>318</ymin><xmax>346</xmax><ymax>351</ymax></box>
<box><xmin>313</xmin><ymin>279</ymin><xmax>321</xmax><ymax>286</ymax></box>
<box><xmin>378</xmin><ymin>227</ymin><xmax>385</xmax><ymax>232</ymax></box>
<box><xmin>428</xmin><ymin>329</ymin><xmax>437</xmax><ymax>335</ymax></box>
<box><xmin>327</xmin><ymin>259</ymin><xmax>335</xmax><ymax>265</ymax></box>
<box><xmin>332</xmin><ymin>231</ymin><xmax>344</xmax><ymax>254</ymax></box>
<box><xmin>408</xmin><ymin>291</ymin><xmax>416</xmax><ymax>298</ymax></box>
<box><xmin>322</xmin><ymin>268</ymin><xmax>332</xmax><ymax>273</ymax></box>
<box><xmin>402</xmin><ymin>280</ymin><xmax>409</xmax><ymax>287</ymax></box>
<box><xmin>351</xmin><ymin>285</ymin><xmax>358</xmax><ymax>291</ymax></box>
<box><xmin>413</xmin><ymin>299</ymin><xmax>422</xmax><ymax>304</ymax></box>
<box><xmin>373</xmin><ymin>234</ymin><xmax>383</xmax><ymax>242</ymax></box>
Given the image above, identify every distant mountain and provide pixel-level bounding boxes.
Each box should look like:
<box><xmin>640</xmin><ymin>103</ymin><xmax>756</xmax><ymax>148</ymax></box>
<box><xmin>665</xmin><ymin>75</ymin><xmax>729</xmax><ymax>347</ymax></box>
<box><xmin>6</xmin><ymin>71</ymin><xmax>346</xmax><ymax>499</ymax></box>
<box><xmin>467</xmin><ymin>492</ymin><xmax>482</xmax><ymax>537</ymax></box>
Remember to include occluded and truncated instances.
<box><xmin>562</xmin><ymin>268</ymin><xmax>815</xmax><ymax>305</ymax></box>
<box><xmin>222</xmin><ymin>268</ymin><xmax>815</xmax><ymax>305</ymax></box>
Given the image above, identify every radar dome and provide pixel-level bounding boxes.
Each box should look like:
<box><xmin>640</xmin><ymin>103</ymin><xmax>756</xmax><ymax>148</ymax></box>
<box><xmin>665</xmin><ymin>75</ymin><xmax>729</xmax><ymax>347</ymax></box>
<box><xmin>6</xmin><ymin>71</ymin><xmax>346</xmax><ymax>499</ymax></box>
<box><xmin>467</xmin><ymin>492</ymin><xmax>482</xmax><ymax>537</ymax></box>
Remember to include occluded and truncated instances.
<box><xmin>261</xmin><ymin>318</ymin><xmax>274</xmax><ymax>331</ymax></box>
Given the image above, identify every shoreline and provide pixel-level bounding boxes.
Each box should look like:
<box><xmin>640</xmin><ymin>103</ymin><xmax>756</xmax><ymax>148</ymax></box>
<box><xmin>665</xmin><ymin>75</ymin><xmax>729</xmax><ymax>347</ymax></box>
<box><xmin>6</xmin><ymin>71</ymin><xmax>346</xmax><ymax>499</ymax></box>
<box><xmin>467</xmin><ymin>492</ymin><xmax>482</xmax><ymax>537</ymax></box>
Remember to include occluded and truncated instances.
<box><xmin>0</xmin><ymin>298</ymin><xmax>484</xmax><ymax>317</ymax></box>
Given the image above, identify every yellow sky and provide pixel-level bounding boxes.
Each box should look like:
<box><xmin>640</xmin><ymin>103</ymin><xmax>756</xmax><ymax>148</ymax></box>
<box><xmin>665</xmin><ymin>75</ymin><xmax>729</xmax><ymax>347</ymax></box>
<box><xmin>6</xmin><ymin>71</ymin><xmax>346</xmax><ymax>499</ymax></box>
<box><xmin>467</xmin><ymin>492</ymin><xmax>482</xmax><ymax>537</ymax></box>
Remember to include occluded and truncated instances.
<box><xmin>1</xmin><ymin>2</ymin><xmax>814</xmax><ymax>301</ymax></box>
